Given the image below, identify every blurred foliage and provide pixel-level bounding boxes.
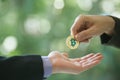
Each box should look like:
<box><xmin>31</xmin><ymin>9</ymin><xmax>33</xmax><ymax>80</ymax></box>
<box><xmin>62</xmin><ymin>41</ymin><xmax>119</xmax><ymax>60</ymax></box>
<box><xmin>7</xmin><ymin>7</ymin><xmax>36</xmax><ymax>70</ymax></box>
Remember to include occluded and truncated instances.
<box><xmin>0</xmin><ymin>0</ymin><xmax>120</xmax><ymax>80</ymax></box>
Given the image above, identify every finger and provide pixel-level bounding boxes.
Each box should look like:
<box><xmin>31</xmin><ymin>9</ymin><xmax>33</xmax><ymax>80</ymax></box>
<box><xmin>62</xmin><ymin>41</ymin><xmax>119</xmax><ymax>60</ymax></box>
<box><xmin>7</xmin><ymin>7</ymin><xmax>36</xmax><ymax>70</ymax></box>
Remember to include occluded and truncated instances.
<box><xmin>79</xmin><ymin>59</ymin><xmax>87</xmax><ymax>64</ymax></box>
<box><xmin>71</xmin><ymin>23</ymin><xmax>77</xmax><ymax>36</ymax></box>
<box><xmin>80</xmin><ymin>53</ymin><xmax>94</xmax><ymax>60</ymax></box>
<box><xmin>70</xmin><ymin>58</ymin><xmax>81</xmax><ymax>62</ymax></box>
<box><xmin>83</xmin><ymin>53</ymin><xmax>103</xmax><ymax>66</ymax></box>
<box><xmin>87</xmin><ymin>53</ymin><xmax>102</xmax><ymax>61</ymax></box>
<box><xmin>62</xmin><ymin>53</ymin><xmax>69</xmax><ymax>58</ymax></box>
<box><xmin>70</xmin><ymin>15</ymin><xmax>86</xmax><ymax>36</ymax></box>
<box><xmin>75</xmin><ymin>27</ymin><xmax>95</xmax><ymax>41</ymax></box>
<box><xmin>83</xmin><ymin>55</ymin><xmax>103</xmax><ymax>65</ymax></box>
<box><xmin>88</xmin><ymin>55</ymin><xmax>103</xmax><ymax>62</ymax></box>
<box><xmin>80</xmin><ymin>53</ymin><xmax>102</xmax><ymax>65</ymax></box>
<box><xmin>83</xmin><ymin>60</ymin><xmax>101</xmax><ymax>70</ymax></box>
<box><xmin>70</xmin><ymin>53</ymin><xmax>95</xmax><ymax>62</ymax></box>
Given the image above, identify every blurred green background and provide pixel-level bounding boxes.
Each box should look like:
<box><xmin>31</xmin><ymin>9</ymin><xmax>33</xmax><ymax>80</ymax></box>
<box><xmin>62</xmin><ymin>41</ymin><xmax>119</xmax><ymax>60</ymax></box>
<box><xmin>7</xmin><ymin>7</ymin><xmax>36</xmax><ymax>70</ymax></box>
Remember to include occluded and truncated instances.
<box><xmin>0</xmin><ymin>0</ymin><xmax>120</xmax><ymax>80</ymax></box>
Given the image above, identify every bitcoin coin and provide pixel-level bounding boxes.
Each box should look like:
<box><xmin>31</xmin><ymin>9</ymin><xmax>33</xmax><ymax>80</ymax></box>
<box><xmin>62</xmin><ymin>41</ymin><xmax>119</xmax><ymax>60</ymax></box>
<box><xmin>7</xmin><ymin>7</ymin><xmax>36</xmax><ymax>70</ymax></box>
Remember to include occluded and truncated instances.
<box><xmin>66</xmin><ymin>35</ymin><xmax>79</xmax><ymax>49</ymax></box>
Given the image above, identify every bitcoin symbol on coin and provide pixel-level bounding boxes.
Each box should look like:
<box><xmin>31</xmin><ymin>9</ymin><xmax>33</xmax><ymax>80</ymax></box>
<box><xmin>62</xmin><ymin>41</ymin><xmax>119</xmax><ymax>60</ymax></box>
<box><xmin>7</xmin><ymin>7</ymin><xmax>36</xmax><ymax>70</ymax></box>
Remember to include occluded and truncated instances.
<box><xmin>66</xmin><ymin>36</ymin><xmax>79</xmax><ymax>49</ymax></box>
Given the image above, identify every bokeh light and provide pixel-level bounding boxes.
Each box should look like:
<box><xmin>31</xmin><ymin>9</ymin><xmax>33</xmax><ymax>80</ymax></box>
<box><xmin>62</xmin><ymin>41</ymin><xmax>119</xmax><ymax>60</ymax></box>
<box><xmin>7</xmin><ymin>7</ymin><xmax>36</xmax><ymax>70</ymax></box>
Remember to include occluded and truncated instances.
<box><xmin>53</xmin><ymin>0</ymin><xmax>64</xmax><ymax>10</ymax></box>
<box><xmin>1</xmin><ymin>36</ymin><xmax>17</xmax><ymax>55</ymax></box>
<box><xmin>76</xmin><ymin>0</ymin><xmax>92</xmax><ymax>11</ymax></box>
<box><xmin>24</xmin><ymin>16</ymin><xmax>41</xmax><ymax>35</ymax></box>
<box><xmin>24</xmin><ymin>16</ymin><xmax>51</xmax><ymax>35</ymax></box>
<box><xmin>101</xmin><ymin>0</ymin><xmax>115</xmax><ymax>13</ymax></box>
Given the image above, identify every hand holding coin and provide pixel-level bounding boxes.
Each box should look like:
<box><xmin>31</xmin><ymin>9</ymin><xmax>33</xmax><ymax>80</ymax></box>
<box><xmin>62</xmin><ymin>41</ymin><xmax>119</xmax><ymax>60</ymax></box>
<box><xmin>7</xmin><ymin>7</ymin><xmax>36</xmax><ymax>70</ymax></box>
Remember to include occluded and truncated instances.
<box><xmin>66</xmin><ymin>35</ymin><xmax>79</xmax><ymax>49</ymax></box>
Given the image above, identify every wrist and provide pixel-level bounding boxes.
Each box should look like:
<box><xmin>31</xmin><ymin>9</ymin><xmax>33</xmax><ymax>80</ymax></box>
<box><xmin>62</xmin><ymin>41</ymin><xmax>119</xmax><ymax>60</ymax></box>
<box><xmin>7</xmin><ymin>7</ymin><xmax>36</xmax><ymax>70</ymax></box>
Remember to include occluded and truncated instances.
<box><xmin>48</xmin><ymin>51</ymin><xmax>64</xmax><ymax>74</ymax></box>
<box><xmin>105</xmin><ymin>16</ymin><xmax>115</xmax><ymax>35</ymax></box>
<box><xmin>48</xmin><ymin>55</ymin><xmax>58</xmax><ymax>74</ymax></box>
<box><xmin>109</xmin><ymin>16</ymin><xmax>120</xmax><ymax>34</ymax></box>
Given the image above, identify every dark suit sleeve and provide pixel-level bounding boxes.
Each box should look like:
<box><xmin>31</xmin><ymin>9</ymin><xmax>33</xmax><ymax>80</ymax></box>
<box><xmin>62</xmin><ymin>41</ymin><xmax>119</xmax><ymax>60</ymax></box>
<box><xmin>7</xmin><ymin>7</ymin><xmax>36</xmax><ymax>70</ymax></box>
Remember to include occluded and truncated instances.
<box><xmin>0</xmin><ymin>55</ymin><xmax>44</xmax><ymax>80</ymax></box>
<box><xmin>100</xmin><ymin>16</ymin><xmax>120</xmax><ymax>48</ymax></box>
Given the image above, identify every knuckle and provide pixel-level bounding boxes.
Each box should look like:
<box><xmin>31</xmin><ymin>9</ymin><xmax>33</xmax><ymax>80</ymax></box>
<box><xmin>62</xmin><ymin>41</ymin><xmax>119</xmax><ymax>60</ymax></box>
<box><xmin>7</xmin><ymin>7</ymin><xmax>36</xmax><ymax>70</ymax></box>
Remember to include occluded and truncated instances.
<box><xmin>79</xmin><ymin>14</ymin><xmax>85</xmax><ymax>18</ymax></box>
<box><xmin>74</xmin><ymin>14</ymin><xmax>87</xmax><ymax>23</ymax></box>
<box><xmin>70</xmin><ymin>27</ymin><xmax>74</xmax><ymax>32</ymax></box>
<box><xmin>74</xmin><ymin>15</ymin><xmax>82</xmax><ymax>22</ymax></box>
<box><xmin>79</xmin><ymin>15</ymin><xmax>88</xmax><ymax>22</ymax></box>
<box><xmin>78</xmin><ymin>14</ymin><xmax>86</xmax><ymax>19</ymax></box>
<box><xmin>70</xmin><ymin>27</ymin><xmax>75</xmax><ymax>35</ymax></box>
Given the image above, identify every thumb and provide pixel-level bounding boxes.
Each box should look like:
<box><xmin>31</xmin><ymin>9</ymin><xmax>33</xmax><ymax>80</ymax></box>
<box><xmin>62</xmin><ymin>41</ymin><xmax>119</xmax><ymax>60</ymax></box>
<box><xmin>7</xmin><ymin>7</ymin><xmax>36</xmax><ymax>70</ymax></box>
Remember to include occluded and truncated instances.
<box><xmin>75</xmin><ymin>28</ymin><xmax>94</xmax><ymax>42</ymax></box>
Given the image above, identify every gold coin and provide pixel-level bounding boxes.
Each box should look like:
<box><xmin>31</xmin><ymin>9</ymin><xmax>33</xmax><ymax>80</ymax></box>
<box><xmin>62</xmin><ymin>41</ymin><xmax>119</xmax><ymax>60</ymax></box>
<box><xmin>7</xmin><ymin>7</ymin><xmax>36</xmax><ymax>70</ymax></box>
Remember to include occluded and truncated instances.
<box><xmin>66</xmin><ymin>35</ymin><xmax>79</xmax><ymax>49</ymax></box>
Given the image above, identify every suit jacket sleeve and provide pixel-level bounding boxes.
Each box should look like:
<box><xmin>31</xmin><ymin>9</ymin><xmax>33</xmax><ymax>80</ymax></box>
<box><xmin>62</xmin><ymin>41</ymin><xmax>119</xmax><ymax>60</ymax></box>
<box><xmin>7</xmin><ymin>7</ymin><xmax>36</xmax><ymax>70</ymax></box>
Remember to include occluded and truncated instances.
<box><xmin>0</xmin><ymin>55</ymin><xmax>44</xmax><ymax>80</ymax></box>
<box><xmin>100</xmin><ymin>16</ymin><xmax>120</xmax><ymax>48</ymax></box>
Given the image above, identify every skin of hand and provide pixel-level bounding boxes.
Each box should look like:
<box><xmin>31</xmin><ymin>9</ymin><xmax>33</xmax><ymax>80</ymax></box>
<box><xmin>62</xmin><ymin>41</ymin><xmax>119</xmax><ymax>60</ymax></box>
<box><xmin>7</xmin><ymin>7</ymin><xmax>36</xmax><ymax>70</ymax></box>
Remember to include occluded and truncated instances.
<box><xmin>48</xmin><ymin>51</ymin><xmax>103</xmax><ymax>74</ymax></box>
<box><xmin>70</xmin><ymin>15</ymin><xmax>115</xmax><ymax>42</ymax></box>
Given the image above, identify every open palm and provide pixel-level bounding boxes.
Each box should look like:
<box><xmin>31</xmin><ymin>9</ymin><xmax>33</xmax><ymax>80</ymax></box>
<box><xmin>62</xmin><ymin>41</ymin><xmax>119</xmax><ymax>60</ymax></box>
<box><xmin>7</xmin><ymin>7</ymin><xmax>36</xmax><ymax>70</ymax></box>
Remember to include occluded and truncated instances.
<box><xmin>48</xmin><ymin>51</ymin><xmax>103</xmax><ymax>74</ymax></box>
